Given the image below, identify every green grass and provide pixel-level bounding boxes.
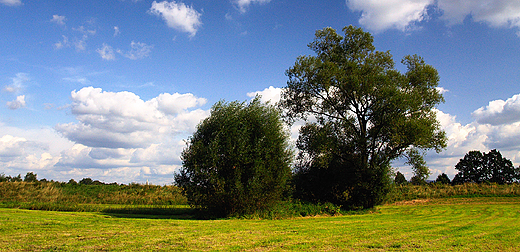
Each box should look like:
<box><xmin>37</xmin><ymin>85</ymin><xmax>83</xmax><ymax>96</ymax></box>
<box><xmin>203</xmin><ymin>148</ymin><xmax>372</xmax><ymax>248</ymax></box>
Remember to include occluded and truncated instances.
<box><xmin>1</xmin><ymin>197</ymin><xmax>519</xmax><ymax>251</ymax></box>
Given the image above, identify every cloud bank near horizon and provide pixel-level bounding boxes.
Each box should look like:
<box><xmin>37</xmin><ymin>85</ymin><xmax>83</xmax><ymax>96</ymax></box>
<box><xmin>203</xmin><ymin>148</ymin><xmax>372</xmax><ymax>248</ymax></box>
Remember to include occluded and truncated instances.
<box><xmin>2</xmin><ymin>86</ymin><xmax>520</xmax><ymax>184</ymax></box>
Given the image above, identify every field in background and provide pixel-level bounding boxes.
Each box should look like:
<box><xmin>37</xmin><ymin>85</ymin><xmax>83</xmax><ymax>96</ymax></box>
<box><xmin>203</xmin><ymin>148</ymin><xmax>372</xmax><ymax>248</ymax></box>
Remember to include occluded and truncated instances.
<box><xmin>1</xmin><ymin>197</ymin><xmax>519</xmax><ymax>251</ymax></box>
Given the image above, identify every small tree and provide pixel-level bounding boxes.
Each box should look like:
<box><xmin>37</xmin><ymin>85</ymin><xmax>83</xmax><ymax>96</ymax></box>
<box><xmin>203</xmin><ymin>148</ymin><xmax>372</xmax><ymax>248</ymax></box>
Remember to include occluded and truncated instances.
<box><xmin>407</xmin><ymin>149</ymin><xmax>430</xmax><ymax>185</ymax></box>
<box><xmin>24</xmin><ymin>172</ymin><xmax>38</xmax><ymax>182</ymax></box>
<box><xmin>454</xmin><ymin>149</ymin><xmax>520</xmax><ymax>184</ymax></box>
<box><xmin>175</xmin><ymin>98</ymin><xmax>293</xmax><ymax>217</ymax></box>
<box><xmin>435</xmin><ymin>173</ymin><xmax>451</xmax><ymax>184</ymax></box>
<box><xmin>394</xmin><ymin>171</ymin><xmax>407</xmax><ymax>185</ymax></box>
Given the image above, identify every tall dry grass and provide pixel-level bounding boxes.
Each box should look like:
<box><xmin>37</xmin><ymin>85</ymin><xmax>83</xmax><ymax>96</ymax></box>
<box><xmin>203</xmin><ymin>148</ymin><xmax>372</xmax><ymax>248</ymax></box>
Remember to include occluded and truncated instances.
<box><xmin>385</xmin><ymin>183</ymin><xmax>520</xmax><ymax>204</ymax></box>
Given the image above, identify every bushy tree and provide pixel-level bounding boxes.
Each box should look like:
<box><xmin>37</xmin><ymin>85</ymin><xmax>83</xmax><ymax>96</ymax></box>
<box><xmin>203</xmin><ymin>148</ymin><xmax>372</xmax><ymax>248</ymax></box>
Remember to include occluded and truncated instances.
<box><xmin>394</xmin><ymin>171</ymin><xmax>407</xmax><ymax>185</ymax></box>
<box><xmin>175</xmin><ymin>98</ymin><xmax>293</xmax><ymax>217</ymax></box>
<box><xmin>24</xmin><ymin>172</ymin><xmax>38</xmax><ymax>182</ymax></box>
<box><xmin>435</xmin><ymin>173</ymin><xmax>451</xmax><ymax>184</ymax></box>
<box><xmin>281</xmin><ymin>26</ymin><xmax>447</xmax><ymax>209</ymax></box>
<box><xmin>79</xmin><ymin>178</ymin><xmax>94</xmax><ymax>185</ymax></box>
<box><xmin>454</xmin><ymin>149</ymin><xmax>520</xmax><ymax>184</ymax></box>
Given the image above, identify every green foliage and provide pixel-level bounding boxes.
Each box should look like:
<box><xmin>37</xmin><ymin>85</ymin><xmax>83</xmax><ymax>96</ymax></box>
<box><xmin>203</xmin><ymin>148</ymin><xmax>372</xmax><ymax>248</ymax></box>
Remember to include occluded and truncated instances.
<box><xmin>454</xmin><ymin>149</ymin><xmax>520</xmax><ymax>184</ymax></box>
<box><xmin>175</xmin><ymin>98</ymin><xmax>293</xmax><ymax>217</ymax></box>
<box><xmin>394</xmin><ymin>171</ymin><xmax>407</xmax><ymax>185</ymax></box>
<box><xmin>406</xmin><ymin>149</ymin><xmax>430</xmax><ymax>185</ymax></box>
<box><xmin>281</xmin><ymin>25</ymin><xmax>447</xmax><ymax>209</ymax></box>
<box><xmin>435</xmin><ymin>173</ymin><xmax>451</xmax><ymax>184</ymax></box>
<box><xmin>23</xmin><ymin>172</ymin><xmax>38</xmax><ymax>182</ymax></box>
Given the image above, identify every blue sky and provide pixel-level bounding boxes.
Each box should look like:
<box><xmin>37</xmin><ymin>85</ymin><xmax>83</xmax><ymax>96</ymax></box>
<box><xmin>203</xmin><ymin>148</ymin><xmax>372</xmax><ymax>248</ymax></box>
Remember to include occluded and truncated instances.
<box><xmin>1</xmin><ymin>0</ymin><xmax>520</xmax><ymax>184</ymax></box>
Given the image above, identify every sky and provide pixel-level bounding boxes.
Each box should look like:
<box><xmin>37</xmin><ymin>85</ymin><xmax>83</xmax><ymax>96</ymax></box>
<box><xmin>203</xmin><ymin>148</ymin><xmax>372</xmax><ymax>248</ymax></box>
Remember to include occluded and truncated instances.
<box><xmin>1</xmin><ymin>0</ymin><xmax>520</xmax><ymax>184</ymax></box>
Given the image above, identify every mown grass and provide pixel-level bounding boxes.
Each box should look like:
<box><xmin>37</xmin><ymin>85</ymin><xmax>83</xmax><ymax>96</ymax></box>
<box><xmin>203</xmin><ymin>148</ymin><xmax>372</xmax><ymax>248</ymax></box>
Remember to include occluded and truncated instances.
<box><xmin>1</xmin><ymin>197</ymin><xmax>519</xmax><ymax>251</ymax></box>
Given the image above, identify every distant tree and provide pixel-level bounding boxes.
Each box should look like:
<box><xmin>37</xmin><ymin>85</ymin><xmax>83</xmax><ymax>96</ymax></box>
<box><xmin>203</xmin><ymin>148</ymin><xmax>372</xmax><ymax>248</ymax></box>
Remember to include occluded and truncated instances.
<box><xmin>0</xmin><ymin>173</ymin><xmax>8</xmax><ymax>182</ymax></box>
<box><xmin>280</xmin><ymin>25</ymin><xmax>447</xmax><ymax>209</ymax></box>
<box><xmin>175</xmin><ymin>98</ymin><xmax>293</xmax><ymax>217</ymax></box>
<box><xmin>454</xmin><ymin>149</ymin><xmax>520</xmax><ymax>184</ymax></box>
<box><xmin>11</xmin><ymin>174</ymin><xmax>22</xmax><ymax>182</ymax></box>
<box><xmin>79</xmin><ymin>178</ymin><xmax>94</xmax><ymax>185</ymax></box>
<box><xmin>68</xmin><ymin>179</ymin><xmax>78</xmax><ymax>185</ymax></box>
<box><xmin>435</xmin><ymin>173</ymin><xmax>451</xmax><ymax>184</ymax></box>
<box><xmin>24</xmin><ymin>172</ymin><xmax>38</xmax><ymax>182</ymax></box>
<box><xmin>394</xmin><ymin>171</ymin><xmax>407</xmax><ymax>185</ymax></box>
<box><xmin>407</xmin><ymin>149</ymin><xmax>430</xmax><ymax>185</ymax></box>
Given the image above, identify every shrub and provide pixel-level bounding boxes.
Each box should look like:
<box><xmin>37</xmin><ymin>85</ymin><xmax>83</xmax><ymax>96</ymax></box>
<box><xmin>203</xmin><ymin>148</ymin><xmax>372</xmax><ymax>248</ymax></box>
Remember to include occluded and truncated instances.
<box><xmin>175</xmin><ymin>98</ymin><xmax>293</xmax><ymax>217</ymax></box>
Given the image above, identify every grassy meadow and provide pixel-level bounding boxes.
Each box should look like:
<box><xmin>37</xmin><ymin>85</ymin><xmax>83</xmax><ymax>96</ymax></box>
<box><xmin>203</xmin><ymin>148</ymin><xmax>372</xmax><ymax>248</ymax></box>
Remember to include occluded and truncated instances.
<box><xmin>1</xmin><ymin>182</ymin><xmax>520</xmax><ymax>251</ymax></box>
<box><xmin>1</xmin><ymin>197</ymin><xmax>519</xmax><ymax>251</ymax></box>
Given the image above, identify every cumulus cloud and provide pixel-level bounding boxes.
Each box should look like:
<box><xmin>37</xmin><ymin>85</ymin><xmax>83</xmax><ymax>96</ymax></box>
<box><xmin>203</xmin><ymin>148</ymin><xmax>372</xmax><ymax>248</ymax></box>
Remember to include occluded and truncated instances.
<box><xmin>55</xmin><ymin>87</ymin><xmax>208</xmax><ymax>149</ymax></box>
<box><xmin>50</xmin><ymin>15</ymin><xmax>66</xmax><ymax>26</ymax></box>
<box><xmin>0</xmin><ymin>135</ymin><xmax>27</xmax><ymax>158</ymax></box>
<box><xmin>117</xmin><ymin>41</ymin><xmax>153</xmax><ymax>60</ymax></box>
<box><xmin>347</xmin><ymin>0</ymin><xmax>520</xmax><ymax>33</ymax></box>
<box><xmin>0</xmin><ymin>0</ymin><xmax>22</xmax><ymax>6</ymax></box>
<box><xmin>438</xmin><ymin>0</ymin><xmax>520</xmax><ymax>29</ymax></box>
<box><xmin>6</xmin><ymin>95</ymin><xmax>26</xmax><ymax>110</ymax></box>
<box><xmin>232</xmin><ymin>0</ymin><xmax>271</xmax><ymax>13</ymax></box>
<box><xmin>421</xmin><ymin>93</ymin><xmax>520</xmax><ymax>179</ymax></box>
<box><xmin>96</xmin><ymin>43</ymin><xmax>116</xmax><ymax>60</ymax></box>
<box><xmin>247</xmin><ymin>86</ymin><xmax>283</xmax><ymax>104</ymax></box>
<box><xmin>472</xmin><ymin>94</ymin><xmax>520</xmax><ymax>125</ymax></box>
<box><xmin>347</xmin><ymin>0</ymin><xmax>434</xmax><ymax>32</ymax></box>
<box><xmin>149</xmin><ymin>0</ymin><xmax>202</xmax><ymax>37</ymax></box>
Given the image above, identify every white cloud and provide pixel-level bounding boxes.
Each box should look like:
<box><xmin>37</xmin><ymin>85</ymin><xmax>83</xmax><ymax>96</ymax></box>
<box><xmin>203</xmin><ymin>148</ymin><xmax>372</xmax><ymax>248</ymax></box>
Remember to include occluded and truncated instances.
<box><xmin>117</xmin><ymin>41</ymin><xmax>153</xmax><ymax>60</ymax></box>
<box><xmin>3</xmin><ymin>72</ymin><xmax>29</xmax><ymax>93</ymax></box>
<box><xmin>472</xmin><ymin>94</ymin><xmax>520</xmax><ymax>125</ymax></box>
<box><xmin>50</xmin><ymin>15</ymin><xmax>66</xmax><ymax>26</ymax></box>
<box><xmin>0</xmin><ymin>135</ymin><xmax>27</xmax><ymax>158</ymax></box>
<box><xmin>247</xmin><ymin>86</ymin><xmax>283</xmax><ymax>104</ymax></box>
<box><xmin>54</xmin><ymin>35</ymin><xmax>69</xmax><ymax>49</ymax></box>
<box><xmin>232</xmin><ymin>0</ymin><xmax>271</xmax><ymax>13</ymax></box>
<box><xmin>62</xmin><ymin>77</ymin><xmax>89</xmax><ymax>85</ymax></box>
<box><xmin>346</xmin><ymin>0</ymin><xmax>520</xmax><ymax>33</ymax></box>
<box><xmin>96</xmin><ymin>43</ymin><xmax>116</xmax><ymax>60</ymax></box>
<box><xmin>438</xmin><ymin>0</ymin><xmax>520</xmax><ymax>29</ymax></box>
<box><xmin>436</xmin><ymin>87</ymin><xmax>449</xmax><ymax>94</ymax></box>
<box><xmin>6</xmin><ymin>95</ymin><xmax>26</xmax><ymax>110</ymax></box>
<box><xmin>0</xmin><ymin>0</ymin><xmax>22</xmax><ymax>6</ymax></box>
<box><xmin>113</xmin><ymin>26</ymin><xmax>120</xmax><ymax>37</ymax></box>
<box><xmin>149</xmin><ymin>1</ymin><xmax>202</xmax><ymax>37</ymax></box>
<box><xmin>346</xmin><ymin>0</ymin><xmax>434</xmax><ymax>32</ymax></box>
<box><xmin>55</xmin><ymin>87</ymin><xmax>209</xmax><ymax>149</ymax></box>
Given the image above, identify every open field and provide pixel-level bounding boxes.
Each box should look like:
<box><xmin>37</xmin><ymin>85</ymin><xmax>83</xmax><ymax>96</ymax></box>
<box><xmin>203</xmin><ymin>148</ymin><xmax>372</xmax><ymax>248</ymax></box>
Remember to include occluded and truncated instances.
<box><xmin>1</xmin><ymin>197</ymin><xmax>519</xmax><ymax>251</ymax></box>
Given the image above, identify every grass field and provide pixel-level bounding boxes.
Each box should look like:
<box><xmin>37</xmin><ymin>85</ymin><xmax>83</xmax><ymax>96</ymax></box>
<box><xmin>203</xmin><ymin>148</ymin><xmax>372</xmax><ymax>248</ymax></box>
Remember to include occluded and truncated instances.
<box><xmin>1</xmin><ymin>197</ymin><xmax>519</xmax><ymax>251</ymax></box>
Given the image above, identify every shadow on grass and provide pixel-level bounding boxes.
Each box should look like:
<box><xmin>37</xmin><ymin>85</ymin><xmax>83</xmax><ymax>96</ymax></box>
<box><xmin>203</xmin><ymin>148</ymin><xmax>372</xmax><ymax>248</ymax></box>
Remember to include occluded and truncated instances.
<box><xmin>101</xmin><ymin>207</ymin><xmax>198</xmax><ymax>220</ymax></box>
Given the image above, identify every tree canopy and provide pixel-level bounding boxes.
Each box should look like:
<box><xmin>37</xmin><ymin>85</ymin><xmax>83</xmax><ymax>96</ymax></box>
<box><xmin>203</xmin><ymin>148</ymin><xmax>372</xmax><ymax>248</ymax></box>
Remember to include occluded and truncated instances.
<box><xmin>453</xmin><ymin>149</ymin><xmax>520</xmax><ymax>184</ymax></box>
<box><xmin>280</xmin><ymin>26</ymin><xmax>447</xmax><ymax>209</ymax></box>
<box><xmin>175</xmin><ymin>98</ymin><xmax>293</xmax><ymax>217</ymax></box>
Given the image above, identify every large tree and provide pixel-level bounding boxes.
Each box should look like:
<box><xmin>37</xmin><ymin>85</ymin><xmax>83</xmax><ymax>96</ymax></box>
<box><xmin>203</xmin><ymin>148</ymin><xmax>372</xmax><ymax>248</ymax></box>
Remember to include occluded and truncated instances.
<box><xmin>175</xmin><ymin>98</ymin><xmax>293</xmax><ymax>217</ymax></box>
<box><xmin>453</xmin><ymin>149</ymin><xmax>520</xmax><ymax>184</ymax></box>
<box><xmin>281</xmin><ymin>26</ymin><xmax>447</xmax><ymax>209</ymax></box>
